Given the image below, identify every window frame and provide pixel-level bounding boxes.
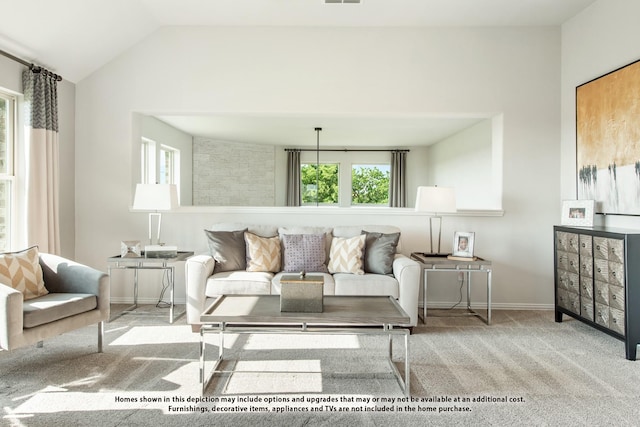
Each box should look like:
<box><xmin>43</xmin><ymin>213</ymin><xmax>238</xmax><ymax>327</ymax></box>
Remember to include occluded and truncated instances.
<box><xmin>0</xmin><ymin>90</ymin><xmax>17</xmax><ymax>251</ymax></box>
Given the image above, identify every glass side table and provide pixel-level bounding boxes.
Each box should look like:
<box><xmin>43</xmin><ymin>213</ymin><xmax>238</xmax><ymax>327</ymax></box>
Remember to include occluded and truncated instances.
<box><xmin>410</xmin><ymin>252</ymin><xmax>492</xmax><ymax>325</ymax></box>
<box><xmin>107</xmin><ymin>251</ymin><xmax>194</xmax><ymax>323</ymax></box>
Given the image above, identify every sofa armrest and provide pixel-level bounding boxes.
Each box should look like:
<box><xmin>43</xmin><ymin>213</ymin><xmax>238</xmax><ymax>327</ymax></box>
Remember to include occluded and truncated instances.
<box><xmin>0</xmin><ymin>283</ymin><xmax>25</xmax><ymax>350</ymax></box>
<box><xmin>185</xmin><ymin>254</ymin><xmax>216</xmax><ymax>325</ymax></box>
<box><xmin>392</xmin><ymin>254</ymin><xmax>421</xmax><ymax>327</ymax></box>
<box><xmin>39</xmin><ymin>253</ymin><xmax>110</xmax><ymax>320</ymax></box>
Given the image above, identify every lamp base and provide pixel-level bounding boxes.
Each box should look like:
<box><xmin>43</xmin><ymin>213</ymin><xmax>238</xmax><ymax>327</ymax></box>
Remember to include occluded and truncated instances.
<box><xmin>416</xmin><ymin>252</ymin><xmax>450</xmax><ymax>258</ymax></box>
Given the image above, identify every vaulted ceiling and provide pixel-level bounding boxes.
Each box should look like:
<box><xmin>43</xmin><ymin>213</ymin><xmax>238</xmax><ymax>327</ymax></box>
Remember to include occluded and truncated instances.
<box><xmin>1</xmin><ymin>0</ymin><xmax>597</xmax><ymax>83</ymax></box>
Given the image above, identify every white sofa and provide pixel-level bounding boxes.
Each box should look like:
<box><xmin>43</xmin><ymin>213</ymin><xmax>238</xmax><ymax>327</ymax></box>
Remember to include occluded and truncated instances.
<box><xmin>185</xmin><ymin>224</ymin><xmax>421</xmax><ymax>328</ymax></box>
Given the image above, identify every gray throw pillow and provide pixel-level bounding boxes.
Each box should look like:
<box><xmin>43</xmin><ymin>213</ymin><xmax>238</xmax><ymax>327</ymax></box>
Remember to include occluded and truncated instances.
<box><xmin>362</xmin><ymin>231</ymin><xmax>400</xmax><ymax>275</ymax></box>
<box><xmin>204</xmin><ymin>229</ymin><xmax>247</xmax><ymax>273</ymax></box>
<box><xmin>281</xmin><ymin>233</ymin><xmax>328</xmax><ymax>273</ymax></box>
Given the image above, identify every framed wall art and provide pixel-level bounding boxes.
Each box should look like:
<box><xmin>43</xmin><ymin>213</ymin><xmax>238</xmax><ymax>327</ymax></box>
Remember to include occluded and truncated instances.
<box><xmin>561</xmin><ymin>200</ymin><xmax>595</xmax><ymax>227</ymax></box>
<box><xmin>576</xmin><ymin>58</ymin><xmax>640</xmax><ymax>215</ymax></box>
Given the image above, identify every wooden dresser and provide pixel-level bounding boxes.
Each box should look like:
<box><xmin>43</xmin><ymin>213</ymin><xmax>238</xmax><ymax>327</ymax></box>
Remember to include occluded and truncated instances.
<box><xmin>554</xmin><ymin>225</ymin><xmax>640</xmax><ymax>360</ymax></box>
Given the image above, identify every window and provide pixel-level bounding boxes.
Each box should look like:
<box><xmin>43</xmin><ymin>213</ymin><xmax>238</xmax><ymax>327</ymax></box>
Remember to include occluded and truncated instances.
<box><xmin>141</xmin><ymin>138</ymin><xmax>180</xmax><ymax>189</ymax></box>
<box><xmin>140</xmin><ymin>137</ymin><xmax>156</xmax><ymax>184</ymax></box>
<box><xmin>351</xmin><ymin>164</ymin><xmax>390</xmax><ymax>205</ymax></box>
<box><xmin>159</xmin><ymin>145</ymin><xmax>180</xmax><ymax>186</ymax></box>
<box><xmin>0</xmin><ymin>90</ymin><xmax>16</xmax><ymax>251</ymax></box>
<box><xmin>301</xmin><ymin>163</ymin><xmax>339</xmax><ymax>205</ymax></box>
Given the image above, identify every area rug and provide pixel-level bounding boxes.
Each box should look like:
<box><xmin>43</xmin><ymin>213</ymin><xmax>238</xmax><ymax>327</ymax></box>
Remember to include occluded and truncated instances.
<box><xmin>1</xmin><ymin>306</ymin><xmax>639</xmax><ymax>426</ymax></box>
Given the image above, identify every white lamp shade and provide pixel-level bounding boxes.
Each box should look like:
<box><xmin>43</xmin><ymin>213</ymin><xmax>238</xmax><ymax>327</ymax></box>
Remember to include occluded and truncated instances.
<box><xmin>132</xmin><ymin>184</ymin><xmax>179</xmax><ymax>211</ymax></box>
<box><xmin>414</xmin><ymin>186</ymin><xmax>457</xmax><ymax>214</ymax></box>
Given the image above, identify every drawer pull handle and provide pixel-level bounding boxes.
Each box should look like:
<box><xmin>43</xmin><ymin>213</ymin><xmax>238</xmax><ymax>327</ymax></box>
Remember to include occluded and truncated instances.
<box><xmin>612</xmin><ymin>295</ymin><xmax>616</xmax><ymax>300</ymax></box>
<box><xmin>612</xmin><ymin>318</ymin><xmax>617</xmax><ymax>324</ymax></box>
<box><xmin>596</xmin><ymin>245</ymin><xmax>600</xmax><ymax>250</ymax></box>
<box><xmin>597</xmin><ymin>268</ymin><xmax>601</xmax><ymax>273</ymax></box>
<box><xmin>612</xmin><ymin>272</ymin><xmax>616</xmax><ymax>277</ymax></box>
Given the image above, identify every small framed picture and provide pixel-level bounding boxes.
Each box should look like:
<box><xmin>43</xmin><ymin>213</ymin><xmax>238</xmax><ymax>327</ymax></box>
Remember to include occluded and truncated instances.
<box><xmin>452</xmin><ymin>232</ymin><xmax>475</xmax><ymax>258</ymax></box>
<box><xmin>121</xmin><ymin>240</ymin><xmax>142</xmax><ymax>258</ymax></box>
<box><xmin>561</xmin><ymin>200</ymin><xmax>594</xmax><ymax>227</ymax></box>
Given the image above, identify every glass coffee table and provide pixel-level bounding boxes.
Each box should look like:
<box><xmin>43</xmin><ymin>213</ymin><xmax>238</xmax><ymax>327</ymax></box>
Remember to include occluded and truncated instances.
<box><xmin>199</xmin><ymin>295</ymin><xmax>411</xmax><ymax>396</ymax></box>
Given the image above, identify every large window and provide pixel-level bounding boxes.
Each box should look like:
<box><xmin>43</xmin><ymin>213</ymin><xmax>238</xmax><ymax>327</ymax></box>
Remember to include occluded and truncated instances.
<box><xmin>301</xmin><ymin>163</ymin><xmax>339</xmax><ymax>205</ymax></box>
<box><xmin>0</xmin><ymin>91</ymin><xmax>16</xmax><ymax>251</ymax></box>
<box><xmin>351</xmin><ymin>164</ymin><xmax>390</xmax><ymax>205</ymax></box>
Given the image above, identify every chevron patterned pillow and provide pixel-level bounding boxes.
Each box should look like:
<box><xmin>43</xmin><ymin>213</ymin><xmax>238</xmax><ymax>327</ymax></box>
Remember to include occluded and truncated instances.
<box><xmin>245</xmin><ymin>232</ymin><xmax>281</xmax><ymax>273</ymax></box>
<box><xmin>328</xmin><ymin>234</ymin><xmax>366</xmax><ymax>275</ymax></box>
<box><xmin>0</xmin><ymin>246</ymin><xmax>48</xmax><ymax>300</ymax></box>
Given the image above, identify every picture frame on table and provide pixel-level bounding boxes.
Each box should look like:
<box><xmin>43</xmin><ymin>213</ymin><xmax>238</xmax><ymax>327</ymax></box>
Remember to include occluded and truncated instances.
<box><xmin>561</xmin><ymin>200</ymin><xmax>595</xmax><ymax>227</ymax></box>
<box><xmin>452</xmin><ymin>231</ymin><xmax>475</xmax><ymax>258</ymax></box>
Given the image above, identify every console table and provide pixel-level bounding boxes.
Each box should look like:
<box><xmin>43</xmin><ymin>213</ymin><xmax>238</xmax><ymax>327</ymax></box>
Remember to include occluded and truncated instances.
<box><xmin>107</xmin><ymin>251</ymin><xmax>193</xmax><ymax>323</ymax></box>
<box><xmin>410</xmin><ymin>253</ymin><xmax>492</xmax><ymax>325</ymax></box>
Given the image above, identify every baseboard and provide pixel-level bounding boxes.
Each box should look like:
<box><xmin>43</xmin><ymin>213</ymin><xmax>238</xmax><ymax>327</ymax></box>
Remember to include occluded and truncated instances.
<box><xmin>423</xmin><ymin>302</ymin><xmax>555</xmax><ymax>311</ymax></box>
<box><xmin>110</xmin><ymin>297</ymin><xmax>187</xmax><ymax>305</ymax></box>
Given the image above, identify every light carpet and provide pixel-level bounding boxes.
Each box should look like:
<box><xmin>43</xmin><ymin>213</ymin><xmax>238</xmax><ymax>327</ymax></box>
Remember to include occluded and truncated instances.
<box><xmin>1</xmin><ymin>305</ymin><xmax>639</xmax><ymax>426</ymax></box>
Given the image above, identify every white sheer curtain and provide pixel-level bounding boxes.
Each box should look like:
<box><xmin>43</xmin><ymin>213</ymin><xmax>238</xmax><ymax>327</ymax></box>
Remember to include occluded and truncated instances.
<box><xmin>389</xmin><ymin>150</ymin><xmax>407</xmax><ymax>207</ymax></box>
<box><xmin>285</xmin><ymin>149</ymin><xmax>301</xmax><ymax>206</ymax></box>
<box><xmin>23</xmin><ymin>69</ymin><xmax>60</xmax><ymax>254</ymax></box>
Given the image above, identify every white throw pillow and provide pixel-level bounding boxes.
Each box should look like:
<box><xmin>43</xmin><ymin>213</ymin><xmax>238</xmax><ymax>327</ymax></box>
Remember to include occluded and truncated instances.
<box><xmin>328</xmin><ymin>234</ymin><xmax>365</xmax><ymax>275</ymax></box>
<box><xmin>245</xmin><ymin>232</ymin><xmax>281</xmax><ymax>273</ymax></box>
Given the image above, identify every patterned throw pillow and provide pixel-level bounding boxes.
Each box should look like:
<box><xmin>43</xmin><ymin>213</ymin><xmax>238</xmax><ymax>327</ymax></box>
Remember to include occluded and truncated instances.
<box><xmin>328</xmin><ymin>234</ymin><xmax>366</xmax><ymax>275</ymax></box>
<box><xmin>0</xmin><ymin>246</ymin><xmax>48</xmax><ymax>300</ymax></box>
<box><xmin>245</xmin><ymin>232</ymin><xmax>281</xmax><ymax>272</ymax></box>
<box><xmin>281</xmin><ymin>234</ymin><xmax>328</xmax><ymax>273</ymax></box>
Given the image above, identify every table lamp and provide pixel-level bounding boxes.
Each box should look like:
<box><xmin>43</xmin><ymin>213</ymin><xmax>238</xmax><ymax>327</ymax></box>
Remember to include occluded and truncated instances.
<box><xmin>415</xmin><ymin>186</ymin><xmax>457</xmax><ymax>256</ymax></box>
<box><xmin>132</xmin><ymin>184</ymin><xmax>179</xmax><ymax>251</ymax></box>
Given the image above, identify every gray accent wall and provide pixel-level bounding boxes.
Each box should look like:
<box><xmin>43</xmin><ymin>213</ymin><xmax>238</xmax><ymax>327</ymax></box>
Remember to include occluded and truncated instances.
<box><xmin>193</xmin><ymin>138</ymin><xmax>276</xmax><ymax>206</ymax></box>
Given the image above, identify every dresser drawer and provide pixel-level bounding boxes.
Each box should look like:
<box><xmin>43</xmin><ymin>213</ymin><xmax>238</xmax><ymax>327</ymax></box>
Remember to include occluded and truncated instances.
<box><xmin>609</xmin><ymin>284</ymin><xmax>625</xmax><ymax>311</ymax></box>
<box><xmin>580</xmin><ymin>256</ymin><xmax>593</xmax><ymax>278</ymax></box>
<box><xmin>594</xmin><ymin>280</ymin><xmax>609</xmax><ymax>305</ymax></box>
<box><xmin>579</xmin><ymin>234</ymin><xmax>593</xmax><ymax>257</ymax></box>
<box><xmin>580</xmin><ymin>277</ymin><xmax>593</xmax><ymax>300</ymax></box>
<box><xmin>593</xmin><ymin>237</ymin><xmax>608</xmax><ymax>259</ymax></box>
<box><xmin>580</xmin><ymin>297</ymin><xmax>594</xmax><ymax>321</ymax></box>
<box><xmin>558</xmin><ymin>289</ymin><xmax>580</xmax><ymax>315</ymax></box>
<box><xmin>609</xmin><ymin>307</ymin><xmax>625</xmax><ymax>336</ymax></box>
<box><xmin>608</xmin><ymin>239</ymin><xmax>624</xmax><ymax>263</ymax></box>
<box><xmin>595</xmin><ymin>302</ymin><xmax>609</xmax><ymax>328</ymax></box>
<box><xmin>609</xmin><ymin>262</ymin><xmax>624</xmax><ymax>287</ymax></box>
<box><xmin>593</xmin><ymin>258</ymin><xmax>608</xmax><ymax>282</ymax></box>
<box><xmin>558</xmin><ymin>271</ymin><xmax>579</xmax><ymax>294</ymax></box>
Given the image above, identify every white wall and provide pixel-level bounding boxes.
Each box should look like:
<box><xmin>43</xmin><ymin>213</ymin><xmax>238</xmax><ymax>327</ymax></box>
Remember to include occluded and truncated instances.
<box><xmin>0</xmin><ymin>55</ymin><xmax>76</xmax><ymax>258</ymax></box>
<box><xmin>76</xmin><ymin>26</ymin><xmax>561</xmax><ymax>307</ymax></box>
<box><xmin>141</xmin><ymin>115</ymin><xmax>193</xmax><ymax>205</ymax></box>
<box><xmin>427</xmin><ymin>119</ymin><xmax>494</xmax><ymax>209</ymax></box>
<box><xmin>561</xmin><ymin>0</ymin><xmax>640</xmax><ymax>230</ymax></box>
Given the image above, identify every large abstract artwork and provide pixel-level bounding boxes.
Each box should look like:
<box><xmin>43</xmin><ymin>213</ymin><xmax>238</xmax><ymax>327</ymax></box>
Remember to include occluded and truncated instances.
<box><xmin>576</xmin><ymin>59</ymin><xmax>640</xmax><ymax>215</ymax></box>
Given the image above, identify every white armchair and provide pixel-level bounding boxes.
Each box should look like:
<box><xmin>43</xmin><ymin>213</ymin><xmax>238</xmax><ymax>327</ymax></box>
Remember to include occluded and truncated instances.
<box><xmin>0</xmin><ymin>252</ymin><xmax>110</xmax><ymax>352</ymax></box>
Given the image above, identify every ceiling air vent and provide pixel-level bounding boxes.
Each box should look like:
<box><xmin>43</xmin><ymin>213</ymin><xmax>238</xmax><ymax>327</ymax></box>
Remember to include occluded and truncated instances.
<box><xmin>325</xmin><ymin>0</ymin><xmax>361</xmax><ymax>3</ymax></box>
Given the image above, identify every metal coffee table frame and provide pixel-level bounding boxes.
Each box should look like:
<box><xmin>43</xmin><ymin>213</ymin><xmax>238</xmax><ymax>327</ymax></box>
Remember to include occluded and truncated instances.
<box><xmin>199</xmin><ymin>295</ymin><xmax>411</xmax><ymax>396</ymax></box>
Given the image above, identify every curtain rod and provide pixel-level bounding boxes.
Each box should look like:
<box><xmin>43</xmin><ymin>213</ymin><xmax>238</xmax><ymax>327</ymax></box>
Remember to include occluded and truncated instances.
<box><xmin>285</xmin><ymin>148</ymin><xmax>410</xmax><ymax>153</ymax></box>
<box><xmin>0</xmin><ymin>48</ymin><xmax>63</xmax><ymax>81</ymax></box>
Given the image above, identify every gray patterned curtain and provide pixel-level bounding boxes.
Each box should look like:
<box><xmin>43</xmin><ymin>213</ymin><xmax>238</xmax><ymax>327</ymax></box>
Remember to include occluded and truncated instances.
<box><xmin>285</xmin><ymin>150</ymin><xmax>301</xmax><ymax>206</ymax></box>
<box><xmin>23</xmin><ymin>68</ymin><xmax>60</xmax><ymax>254</ymax></box>
<box><xmin>389</xmin><ymin>150</ymin><xmax>407</xmax><ymax>207</ymax></box>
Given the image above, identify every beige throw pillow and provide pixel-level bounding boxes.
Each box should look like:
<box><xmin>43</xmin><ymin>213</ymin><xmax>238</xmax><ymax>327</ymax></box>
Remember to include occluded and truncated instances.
<box><xmin>328</xmin><ymin>234</ymin><xmax>365</xmax><ymax>275</ymax></box>
<box><xmin>245</xmin><ymin>232</ymin><xmax>281</xmax><ymax>273</ymax></box>
<box><xmin>0</xmin><ymin>246</ymin><xmax>48</xmax><ymax>300</ymax></box>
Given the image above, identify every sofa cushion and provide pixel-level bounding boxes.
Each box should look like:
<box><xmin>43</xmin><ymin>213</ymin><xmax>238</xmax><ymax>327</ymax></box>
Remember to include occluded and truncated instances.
<box><xmin>206</xmin><ymin>271</ymin><xmax>273</xmax><ymax>296</ymax></box>
<box><xmin>23</xmin><ymin>293</ymin><xmax>97</xmax><ymax>328</ymax></box>
<box><xmin>245</xmin><ymin>232</ymin><xmax>281</xmax><ymax>273</ymax></box>
<box><xmin>205</xmin><ymin>229</ymin><xmax>247</xmax><ymax>273</ymax></box>
<box><xmin>280</xmin><ymin>233</ymin><xmax>329</xmax><ymax>273</ymax></box>
<box><xmin>362</xmin><ymin>231</ymin><xmax>400</xmax><ymax>275</ymax></box>
<box><xmin>0</xmin><ymin>246</ymin><xmax>48</xmax><ymax>301</ymax></box>
<box><xmin>328</xmin><ymin>234</ymin><xmax>366</xmax><ymax>275</ymax></box>
<box><xmin>333</xmin><ymin>273</ymin><xmax>399</xmax><ymax>299</ymax></box>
